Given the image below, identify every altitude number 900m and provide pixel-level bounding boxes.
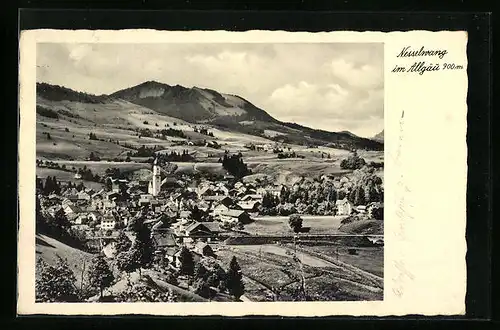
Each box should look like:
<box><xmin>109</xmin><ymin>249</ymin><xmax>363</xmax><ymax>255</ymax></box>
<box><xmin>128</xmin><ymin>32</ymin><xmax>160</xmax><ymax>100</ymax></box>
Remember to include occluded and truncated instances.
<box><xmin>442</xmin><ymin>63</ymin><xmax>464</xmax><ymax>70</ymax></box>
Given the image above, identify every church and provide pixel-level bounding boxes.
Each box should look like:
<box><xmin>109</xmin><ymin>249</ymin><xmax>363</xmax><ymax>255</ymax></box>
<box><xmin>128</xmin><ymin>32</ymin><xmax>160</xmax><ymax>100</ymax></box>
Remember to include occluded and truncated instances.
<box><xmin>148</xmin><ymin>158</ymin><xmax>162</xmax><ymax>196</ymax></box>
<box><xmin>147</xmin><ymin>157</ymin><xmax>180</xmax><ymax>196</ymax></box>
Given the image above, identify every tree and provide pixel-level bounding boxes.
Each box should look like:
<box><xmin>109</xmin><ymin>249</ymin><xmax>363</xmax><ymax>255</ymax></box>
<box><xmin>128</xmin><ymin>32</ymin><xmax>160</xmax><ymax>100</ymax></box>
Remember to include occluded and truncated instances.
<box><xmin>371</xmin><ymin>204</ymin><xmax>384</xmax><ymax>220</ymax></box>
<box><xmin>194</xmin><ymin>262</ymin><xmax>208</xmax><ymax>281</ymax></box>
<box><xmin>178</xmin><ymin>246</ymin><xmax>195</xmax><ymax>276</ymax></box>
<box><xmin>46</xmin><ymin>133</ymin><xmax>52</xmax><ymax>140</ymax></box>
<box><xmin>193</xmin><ymin>278</ymin><xmax>212</xmax><ymax>299</ymax></box>
<box><xmin>53</xmin><ymin>208</ymin><xmax>71</xmax><ymax>229</ymax></box>
<box><xmin>288</xmin><ymin>214</ymin><xmax>303</xmax><ymax>233</ymax></box>
<box><xmin>115</xmin><ymin>231</ymin><xmax>132</xmax><ymax>254</ymax></box>
<box><xmin>262</xmin><ymin>192</ymin><xmax>278</xmax><ymax>209</ymax></box>
<box><xmin>36</xmin><ymin>257</ymin><xmax>80</xmax><ymax>302</ymax></box>
<box><xmin>226</xmin><ymin>256</ymin><xmax>244</xmax><ymax>299</ymax></box>
<box><xmin>88</xmin><ymin>254</ymin><xmax>115</xmax><ymax>299</ymax></box>
<box><xmin>132</xmin><ymin>225</ymin><xmax>155</xmax><ymax>276</ymax></box>
<box><xmin>116</xmin><ymin>248</ymin><xmax>141</xmax><ymax>275</ymax></box>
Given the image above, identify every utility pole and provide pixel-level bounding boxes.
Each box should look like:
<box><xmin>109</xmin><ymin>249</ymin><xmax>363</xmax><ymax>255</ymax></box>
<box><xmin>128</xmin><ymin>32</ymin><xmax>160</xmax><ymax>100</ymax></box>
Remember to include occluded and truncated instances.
<box><xmin>80</xmin><ymin>260</ymin><xmax>86</xmax><ymax>293</ymax></box>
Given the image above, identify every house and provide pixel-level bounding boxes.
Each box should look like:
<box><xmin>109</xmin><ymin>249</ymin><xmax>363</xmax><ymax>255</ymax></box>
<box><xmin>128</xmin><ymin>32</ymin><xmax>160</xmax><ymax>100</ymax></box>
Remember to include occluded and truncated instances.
<box><xmin>267</xmin><ymin>185</ymin><xmax>283</xmax><ymax>197</ymax></box>
<box><xmin>184</xmin><ymin>222</ymin><xmax>213</xmax><ymax>238</ymax></box>
<box><xmin>197</xmin><ymin>201</ymin><xmax>210</xmax><ymax>212</ymax></box>
<box><xmin>106</xmin><ymin>191</ymin><xmax>120</xmax><ymax>201</ymax></box>
<box><xmin>74</xmin><ymin>212</ymin><xmax>98</xmax><ymax>225</ymax></box>
<box><xmin>256</xmin><ymin>187</ymin><xmax>267</xmax><ymax>196</ymax></box>
<box><xmin>215</xmin><ymin>183</ymin><xmax>230</xmax><ymax>196</ymax></box>
<box><xmin>197</xmin><ymin>185</ymin><xmax>216</xmax><ymax>198</ymax></box>
<box><xmin>213</xmin><ymin>203</ymin><xmax>230</xmax><ymax>216</ymax></box>
<box><xmin>74</xmin><ymin>173</ymin><xmax>82</xmax><ymax>180</ymax></box>
<box><xmin>47</xmin><ymin>205</ymin><xmax>63</xmax><ymax>217</ymax></box>
<box><xmin>77</xmin><ymin>191</ymin><xmax>91</xmax><ymax>201</ymax></box>
<box><xmin>100</xmin><ymin>212</ymin><xmax>116</xmax><ymax>230</ymax></box>
<box><xmin>47</xmin><ymin>194</ymin><xmax>61</xmax><ymax>202</ymax></box>
<box><xmin>237</xmin><ymin>200</ymin><xmax>261</xmax><ymax>213</ymax></box>
<box><xmin>102</xmin><ymin>199</ymin><xmax>117</xmax><ymax>210</ymax></box>
<box><xmin>240</xmin><ymin>194</ymin><xmax>263</xmax><ymax>203</ymax></box>
<box><xmin>62</xmin><ymin>203</ymin><xmax>82</xmax><ymax>217</ymax></box>
<box><xmin>219</xmin><ymin>209</ymin><xmax>251</xmax><ymax>224</ymax></box>
<box><xmin>71</xmin><ymin>224</ymin><xmax>90</xmax><ymax>231</ymax></box>
<box><xmin>336</xmin><ymin>198</ymin><xmax>354</xmax><ymax>215</ymax></box>
<box><xmin>194</xmin><ymin>242</ymin><xmax>215</xmax><ymax>257</ymax></box>
<box><xmin>111</xmin><ymin>179</ymin><xmax>127</xmax><ymax>193</ymax></box>
<box><xmin>165</xmin><ymin>247</ymin><xmax>182</xmax><ymax>269</ymax></box>
<box><xmin>367</xmin><ymin>236</ymin><xmax>384</xmax><ymax>246</ymax></box>
<box><xmin>178</xmin><ymin>210</ymin><xmax>192</xmax><ymax>221</ymax></box>
<box><xmin>139</xmin><ymin>194</ymin><xmax>154</xmax><ymax>205</ymax></box>
<box><xmin>355</xmin><ymin>205</ymin><xmax>367</xmax><ymax>214</ymax></box>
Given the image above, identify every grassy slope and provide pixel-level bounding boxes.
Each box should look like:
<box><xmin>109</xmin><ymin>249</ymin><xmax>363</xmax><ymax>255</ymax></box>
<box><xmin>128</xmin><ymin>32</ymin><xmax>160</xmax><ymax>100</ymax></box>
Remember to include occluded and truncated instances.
<box><xmin>36</xmin><ymin>96</ymin><xmax>383</xmax><ymax>181</ymax></box>
<box><xmin>36</xmin><ymin>234</ymin><xmax>95</xmax><ymax>288</ymax></box>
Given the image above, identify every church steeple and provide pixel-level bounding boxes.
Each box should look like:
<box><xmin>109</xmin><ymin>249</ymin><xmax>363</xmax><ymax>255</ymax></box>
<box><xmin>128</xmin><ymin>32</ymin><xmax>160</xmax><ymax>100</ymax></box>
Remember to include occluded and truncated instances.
<box><xmin>149</xmin><ymin>156</ymin><xmax>162</xmax><ymax>196</ymax></box>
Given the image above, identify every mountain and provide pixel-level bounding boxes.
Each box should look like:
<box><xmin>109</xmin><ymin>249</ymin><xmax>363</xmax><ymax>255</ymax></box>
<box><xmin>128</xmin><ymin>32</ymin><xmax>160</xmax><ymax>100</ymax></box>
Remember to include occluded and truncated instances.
<box><xmin>37</xmin><ymin>82</ymin><xmax>110</xmax><ymax>104</ymax></box>
<box><xmin>36</xmin><ymin>81</ymin><xmax>383</xmax><ymax>151</ymax></box>
<box><xmin>110</xmin><ymin>81</ymin><xmax>278</xmax><ymax>124</ymax></box>
<box><xmin>372</xmin><ymin>130</ymin><xmax>384</xmax><ymax>142</ymax></box>
<box><xmin>339</xmin><ymin>131</ymin><xmax>359</xmax><ymax>138</ymax></box>
<box><xmin>109</xmin><ymin>81</ymin><xmax>383</xmax><ymax>150</ymax></box>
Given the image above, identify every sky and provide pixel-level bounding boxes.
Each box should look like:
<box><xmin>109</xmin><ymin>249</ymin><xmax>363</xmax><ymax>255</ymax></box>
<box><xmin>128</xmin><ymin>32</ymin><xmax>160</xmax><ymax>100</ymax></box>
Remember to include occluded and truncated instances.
<box><xmin>37</xmin><ymin>43</ymin><xmax>384</xmax><ymax>137</ymax></box>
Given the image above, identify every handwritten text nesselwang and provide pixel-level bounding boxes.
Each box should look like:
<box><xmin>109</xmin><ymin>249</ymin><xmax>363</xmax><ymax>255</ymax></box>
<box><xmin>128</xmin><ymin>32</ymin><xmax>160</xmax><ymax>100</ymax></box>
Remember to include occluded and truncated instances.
<box><xmin>392</xmin><ymin>46</ymin><xmax>464</xmax><ymax>75</ymax></box>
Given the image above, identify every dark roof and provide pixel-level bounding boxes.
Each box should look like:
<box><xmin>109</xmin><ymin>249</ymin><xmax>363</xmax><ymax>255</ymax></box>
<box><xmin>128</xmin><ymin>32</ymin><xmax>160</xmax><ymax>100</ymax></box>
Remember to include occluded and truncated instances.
<box><xmin>153</xmin><ymin>232</ymin><xmax>177</xmax><ymax>247</ymax></box>
<box><xmin>185</xmin><ymin>222</ymin><xmax>211</xmax><ymax>234</ymax></box>
<box><xmin>203</xmin><ymin>195</ymin><xmax>228</xmax><ymax>202</ymax></box>
<box><xmin>165</xmin><ymin>247</ymin><xmax>180</xmax><ymax>256</ymax></box>
<box><xmin>203</xmin><ymin>222</ymin><xmax>221</xmax><ymax>233</ymax></box>
<box><xmin>221</xmin><ymin>209</ymin><xmax>247</xmax><ymax>218</ymax></box>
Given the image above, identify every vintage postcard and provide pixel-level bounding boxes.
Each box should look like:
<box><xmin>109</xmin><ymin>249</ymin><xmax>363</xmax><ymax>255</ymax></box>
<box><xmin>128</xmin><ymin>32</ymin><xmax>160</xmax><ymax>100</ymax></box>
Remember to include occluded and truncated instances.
<box><xmin>18</xmin><ymin>30</ymin><xmax>467</xmax><ymax>316</ymax></box>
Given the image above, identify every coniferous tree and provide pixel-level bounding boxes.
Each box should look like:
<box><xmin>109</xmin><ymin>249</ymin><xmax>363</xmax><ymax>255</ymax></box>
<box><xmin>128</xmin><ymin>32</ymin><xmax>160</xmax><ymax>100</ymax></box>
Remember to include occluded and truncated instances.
<box><xmin>179</xmin><ymin>246</ymin><xmax>195</xmax><ymax>276</ymax></box>
<box><xmin>133</xmin><ymin>224</ymin><xmax>154</xmax><ymax>276</ymax></box>
<box><xmin>88</xmin><ymin>254</ymin><xmax>115</xmax><ymax>299</ymax></box>
<box><xmin>115</xmin><ymin>231</ymin><xmax>132</xmax><ymax>254</ymax></box>
<box><xmin>226</xmin><ymin>256</ymin><xmax>244</xmax><ymax>299</ymax></box>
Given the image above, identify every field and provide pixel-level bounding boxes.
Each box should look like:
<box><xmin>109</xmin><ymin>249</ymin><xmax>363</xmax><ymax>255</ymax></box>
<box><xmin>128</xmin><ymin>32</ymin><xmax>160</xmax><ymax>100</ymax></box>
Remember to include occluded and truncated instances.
<box><xmin>306</xmin><ymin>245</ymin><xmax>384</xmax><ymax>277</ymax></box>
<box><xmin>36</xmin><ymin>97</ymin><xmax>383</xmax><ymax>182</ymax></box>
<box><xmin>36</xmin><ymin>234</ymin><xmax>95</xmax><ymax>288</ymax></box>
<box><xmin>36</xmin><ymin>167</ymin><xmax>104</xmax><ymax>190</ymax></box>
<box><xmin>215</xmin><ymin>243</ymin><xmax>383</xmax><ymax>301</ymax></box>
<box><xmin>244</xmin><ymin>216</ymin><xmax>347</xmax><ymax>236</ymax></box>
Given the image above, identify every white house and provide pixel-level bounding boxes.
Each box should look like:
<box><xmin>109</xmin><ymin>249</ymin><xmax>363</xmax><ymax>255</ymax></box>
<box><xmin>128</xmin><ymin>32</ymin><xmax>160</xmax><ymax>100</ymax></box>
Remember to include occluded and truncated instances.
<box><xmin>213</xmin><ymin>203</ymin><xmax>230</xmax><ymax>216</ymax></box>
<box><xmin>336</xmin><ymin>198</ymin><xmax>353</xmax><ymax>216</ymax></box>
<box><xmin>100</xmin><ymin>212</ymin><xmax>116</xmax><ymax>230</ymax></box>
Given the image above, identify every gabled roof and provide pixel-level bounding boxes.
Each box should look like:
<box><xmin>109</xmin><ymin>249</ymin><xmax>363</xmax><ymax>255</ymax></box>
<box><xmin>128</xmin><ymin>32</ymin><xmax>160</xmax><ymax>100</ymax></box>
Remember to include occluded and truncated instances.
<box><xmin>185</xmin><ymin>222</ymin><xmax>211</xmax><ymax>234</ymax></box>
<box><xmin>165</xmin><ymin>246</ymin><xmax>180</xmax><ymax>256</ymax></box>
<box><xmin>203</xmin><ymin>195</ymin><xmax>226</xmax><ymax>202</ymax></box>
<box><xmin>64</xmin><ymin>204</ymin><xmax>82</xmax><ymax>213</ymax></box>
<box><xmin>241</xmin><ymin>194</ymin><xmax>263</xmax><ymax>201</ymax></box>
<box><xmin>179</xmin><ymin>210</ymin><xmax>191</xmax><ymax>218</ymax></box>
<box><xmin>221</xmin><ymin>209</ymin><xmax>247</xmax><ymax>218</ymax></box>
<box><xmin>336</xmin><ymin>198</ymin><xmax>353</xmax><ymax>205</ymax></box>
<box><xmin>195</xmin><ymin>241</ymin><xmax>208</xmax><ymax>249</ymax></box>
<box><xmin>238</xmin><ymin>201</ymin><xmax>261</xmax><ymax>210</ymax></box>
<box><xmin>203</xmin><ymin>222</ymin><xmax>221</xmax><ymax>233</ymax></box>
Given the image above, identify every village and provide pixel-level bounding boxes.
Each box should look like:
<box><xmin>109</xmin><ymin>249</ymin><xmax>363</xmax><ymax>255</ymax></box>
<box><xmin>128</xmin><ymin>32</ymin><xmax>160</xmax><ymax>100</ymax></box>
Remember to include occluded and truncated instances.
<box><xmin>36</xmin><ymin>149</ymin><xmax>384</xmax><ymax>302</ymax></box>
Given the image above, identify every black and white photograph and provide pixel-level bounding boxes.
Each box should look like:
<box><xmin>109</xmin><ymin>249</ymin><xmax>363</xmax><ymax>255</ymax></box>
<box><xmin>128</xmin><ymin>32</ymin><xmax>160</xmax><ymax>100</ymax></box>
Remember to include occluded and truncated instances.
<box><xmin>33</xmin><ymin>42</ymin><xmax>385</xmax><ymax>303</ymax></box>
